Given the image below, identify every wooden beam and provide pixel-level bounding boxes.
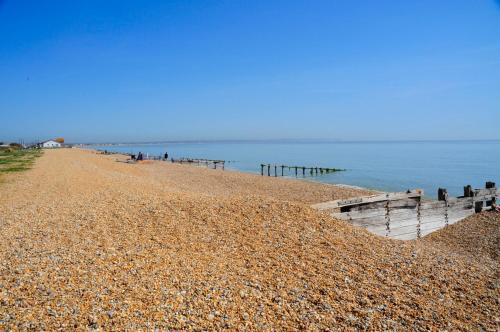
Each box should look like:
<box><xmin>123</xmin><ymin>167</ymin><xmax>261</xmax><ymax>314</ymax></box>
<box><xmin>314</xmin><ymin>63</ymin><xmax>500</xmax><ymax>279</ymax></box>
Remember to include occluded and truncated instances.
<box><xmin>311</xmin><ymin>190</ymin><xmax>423</xmax><ymax>211</ymax></box>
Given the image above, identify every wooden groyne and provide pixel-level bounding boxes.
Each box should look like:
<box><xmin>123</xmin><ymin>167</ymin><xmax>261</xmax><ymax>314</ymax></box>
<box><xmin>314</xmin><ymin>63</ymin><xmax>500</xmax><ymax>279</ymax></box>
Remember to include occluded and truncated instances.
<box><xmin>100</xmin><ymin>150</ymin><xmax>228</xmax><ymax>170</ymax></box>
<box><xmin>312</xmin><ymin>182</ymin><xmax>497</xmax><ymax>240</ymax></box>
<box><xmin>260</xmin><ymin>164</ymin><xmax>345</xmax><ymax>177</ymax></box>
<box><xmin>171</xmin><ymin>158</ymin><xmax>226</xmax><ymax>170</ymax></box>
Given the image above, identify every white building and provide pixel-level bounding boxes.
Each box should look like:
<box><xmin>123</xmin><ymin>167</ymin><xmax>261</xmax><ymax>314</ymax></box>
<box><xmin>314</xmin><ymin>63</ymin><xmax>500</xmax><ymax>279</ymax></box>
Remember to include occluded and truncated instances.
<box><xmin>41</xmin><ymin>140</ymin><xmax>62</xmax><ymax>148</ymax></box>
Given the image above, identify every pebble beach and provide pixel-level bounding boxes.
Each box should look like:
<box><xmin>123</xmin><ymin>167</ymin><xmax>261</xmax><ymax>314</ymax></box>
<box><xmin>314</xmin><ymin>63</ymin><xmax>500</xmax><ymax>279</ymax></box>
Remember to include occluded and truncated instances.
<box><xmin>0</xmin><ymin>148</ymin><xmax>498</xmax><ymax>330</ymax></box>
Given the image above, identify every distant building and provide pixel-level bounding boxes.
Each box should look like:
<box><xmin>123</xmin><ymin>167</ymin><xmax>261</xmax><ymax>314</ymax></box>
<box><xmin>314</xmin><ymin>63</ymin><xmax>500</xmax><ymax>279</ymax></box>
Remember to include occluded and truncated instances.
<box><xmin>41</xmin><ymin>140</ymin><xmax>62</xmax><ymax>148</ymax></box>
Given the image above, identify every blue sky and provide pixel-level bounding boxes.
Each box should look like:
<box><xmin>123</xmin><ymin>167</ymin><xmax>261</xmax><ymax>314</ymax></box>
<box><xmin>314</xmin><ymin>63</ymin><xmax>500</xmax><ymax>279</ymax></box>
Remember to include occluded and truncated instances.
<box><xmin>1</xmin><ymin>0</ymin><xmax>499</xmax><ymax>143</ymax></box>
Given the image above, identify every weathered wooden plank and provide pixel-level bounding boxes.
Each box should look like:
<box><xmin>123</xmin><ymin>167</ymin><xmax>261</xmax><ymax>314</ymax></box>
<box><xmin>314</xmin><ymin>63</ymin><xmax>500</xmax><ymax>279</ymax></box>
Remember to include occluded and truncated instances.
<box><xmin>391</xmin><ymin>232</ymin><xmax>418</xmax><ymax>241</ymax></box>
<box><xmin>331</xmin><ymin>208</ymin><xmax>386</xmax><ymax>220</ymax></box>
<box><xmin>311</xmin><ymin>190</ymin><xmax>423</xmax><ymax>210</ymax></box>
<box><xmin>419</xmin><ymin>219</ymin><xmax>446</xmax><ymax>231</ymax></box>
<box><xmin>334</xmin><ymin>206</ymin><xmax>418</xmax><ymax>221</ymax></box>
<box><xmin>448</xmin><ymin>205</ymin><xmax>474</xmax><ymax>215</ymax></box>
<box><xmin>448</xmin><ymin>197</ymin><xmax>474</xmax><ymax>206</ymax></box>
<box><xmin>419</xmin><ymin>214</ymin><xmax>446</xmax><ymax>226</ymax></box>
<box><xmin>347</xmin><ymin>215</ymin><xmax>387</xmax><ymax>227</ymax></box>
<box><xmin>420</xmin><ymin>208</ymin><xmax>446</xmax><ymax>218</ymax></box>
<box><xmin>473</xmin><ymin>195</ymin><xmax>496</xmax><ymax>203</ymax></box>
<box><xmin>390</xmin><ymin>225</ymin><xmax>443</xmax><ymax>240</ymax></box>
<box><xmin>388</xmin><ymin>218</ymin><xmax>418</xmax><ymax>230</ymax></box>
<box><xmin>387</xmin><ymin>210</ymin><xmax>419</xmax><ymax>222</ymax></box>
<box><xmin>447</xmin><ymin>202</ymin><xmax>474</xmax><ymax>212</ymax></box>
<box><xmin>388</xmin><ymin>224</ymin><xmax>419</xmax><ymax>237</ymax></box>
<box><xmin>353</xmin><ymin>215</ymin><xmax>420</xmax><ymax>234</ymax></box>
<box><xmin>387</xmin><ymin>218</ymin><xmax>446</xmax><ymax>237</ymax></box>
<box><xmin>447</xmin><ymin>209</ymin><xmax>475</xmax><ymax>224</ymax></box>
<box><xmin>349</xmin><ymin>198</ymin><xmax>419</xmax><ymax>211</ymax></box>
<box><xmin>419</xmin><ymin>198</ymin><xmax>473</xmax><ymax>211</ymax></box>
<box><xmin>473</xmin><ymin>188</ymin><xmax>498</xmax><ymax>197</ymax></box>
<box><xmin>420</xmin><ymin>200</ymin><xmax>446</xmax><ymax>210</ymax></box>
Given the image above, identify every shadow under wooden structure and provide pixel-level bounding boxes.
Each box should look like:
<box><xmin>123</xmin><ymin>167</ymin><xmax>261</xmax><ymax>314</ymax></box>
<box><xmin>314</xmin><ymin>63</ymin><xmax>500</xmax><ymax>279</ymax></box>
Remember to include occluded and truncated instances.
<box><xmin>312</xmin><ymin>182</ymin><xmax>497</xmax><ymax>240</ymax></box>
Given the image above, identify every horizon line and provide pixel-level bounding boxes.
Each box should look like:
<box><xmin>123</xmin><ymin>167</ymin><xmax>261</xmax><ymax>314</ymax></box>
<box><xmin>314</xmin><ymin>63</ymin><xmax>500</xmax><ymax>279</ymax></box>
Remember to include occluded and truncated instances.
<box><xmin>76</xmin><ymin>138</ymin><xmax>500</xmax><ymax>145</ymax></box>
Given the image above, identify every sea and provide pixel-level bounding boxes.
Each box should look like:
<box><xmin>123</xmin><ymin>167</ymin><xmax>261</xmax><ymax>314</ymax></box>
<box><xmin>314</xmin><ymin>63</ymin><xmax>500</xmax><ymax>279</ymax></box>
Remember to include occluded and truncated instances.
<box><xmin>90</xmin><ymin>140</ymin><xmax>500</xmax><ymax>198</ymax></box>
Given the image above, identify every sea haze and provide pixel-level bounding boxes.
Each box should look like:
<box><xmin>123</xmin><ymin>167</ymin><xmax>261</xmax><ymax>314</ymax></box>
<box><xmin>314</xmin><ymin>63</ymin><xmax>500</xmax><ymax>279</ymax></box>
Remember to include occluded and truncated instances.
<box><xmin>91</xmin><ymin>140</ymin><xmax>500</xmax><ymax>198</ymax></box>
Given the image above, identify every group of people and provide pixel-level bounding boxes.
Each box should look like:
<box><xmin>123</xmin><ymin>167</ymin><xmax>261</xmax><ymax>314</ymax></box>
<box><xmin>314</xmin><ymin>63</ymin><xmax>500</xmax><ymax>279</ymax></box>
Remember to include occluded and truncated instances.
<box><xmin>130</xmin><ymin>151</ymin><xmax>168</xmax><ymax>161</ymax></box>
<box><xmin>130</xmin><ymin>152</ymin><xmax>144</xmax><ymax>161</ymax></box>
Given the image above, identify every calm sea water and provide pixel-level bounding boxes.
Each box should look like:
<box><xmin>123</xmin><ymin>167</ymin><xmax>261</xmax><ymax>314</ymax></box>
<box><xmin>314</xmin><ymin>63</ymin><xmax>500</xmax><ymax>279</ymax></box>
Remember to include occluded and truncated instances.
<box><xmin>91</xmin><ymin>141</ymin><xmax>499</xmax><ymax>198</ymax></box>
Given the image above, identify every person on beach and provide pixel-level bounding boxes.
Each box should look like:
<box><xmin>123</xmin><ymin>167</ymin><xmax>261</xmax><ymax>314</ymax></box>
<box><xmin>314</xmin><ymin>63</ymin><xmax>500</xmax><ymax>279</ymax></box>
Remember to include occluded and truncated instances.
<box><xmin>137</xmin><ymin>152</ymin><xmax>143</xmax><ymax>161</ymax></box>
<box><xmin>164</xmin><ymin>152</ymin><xmax>169</xmax><ymax>160</ymax></box>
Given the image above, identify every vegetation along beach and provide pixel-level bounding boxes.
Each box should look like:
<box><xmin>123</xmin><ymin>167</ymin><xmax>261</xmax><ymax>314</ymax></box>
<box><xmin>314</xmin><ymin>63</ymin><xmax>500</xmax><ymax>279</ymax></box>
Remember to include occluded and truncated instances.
<box><xmin>0</xmin><ymin>148</ymin><xmax>497</xmax><ymax>330</ymax></box>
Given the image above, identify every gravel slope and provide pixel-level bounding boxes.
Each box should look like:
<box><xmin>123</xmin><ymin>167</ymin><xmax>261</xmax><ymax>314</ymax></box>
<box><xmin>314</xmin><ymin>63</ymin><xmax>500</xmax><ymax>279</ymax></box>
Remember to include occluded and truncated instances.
<box><xmin>0</xmin><ymin>149</ymin><xmax>497</xmax><ymax>330</ymax></box>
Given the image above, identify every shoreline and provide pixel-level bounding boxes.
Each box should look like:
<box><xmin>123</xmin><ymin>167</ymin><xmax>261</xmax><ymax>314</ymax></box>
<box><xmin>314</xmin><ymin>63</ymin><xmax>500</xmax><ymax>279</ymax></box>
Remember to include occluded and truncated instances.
<box><xmin>93</xmin><ymin>147</ymin><xmax>380</xmax><ymax>198</ymax></box>
<box><xmin>86</xmin><ymin>141</ymin><xmax>500</xmax><ymax>199</ymax></box>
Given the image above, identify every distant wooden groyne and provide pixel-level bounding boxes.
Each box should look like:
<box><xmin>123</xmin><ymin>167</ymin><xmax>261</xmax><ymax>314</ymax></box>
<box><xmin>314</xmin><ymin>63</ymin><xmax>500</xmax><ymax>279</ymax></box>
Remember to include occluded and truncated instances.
<box><xmin>99</xmin><ymin>150</ymin><xmax>229</xmax><ymax>170</ymax></box>
<box><xmin>171</xmin><ymin>158</ymin><xmax>226</xmax><ymax>170</ymax></box>
<box><xmin>312</xmin><ymin>182</ymin><xmax>497</xmax><ymax>240</ymax></box>
<box><xmin>260</xmin><ymin>164</ymin><xmax>345</xmax><ymax>177</ymax></box>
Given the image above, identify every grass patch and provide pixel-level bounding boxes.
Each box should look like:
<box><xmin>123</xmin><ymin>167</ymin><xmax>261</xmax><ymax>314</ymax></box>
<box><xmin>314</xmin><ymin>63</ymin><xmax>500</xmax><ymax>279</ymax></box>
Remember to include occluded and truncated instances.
<box><xmin>0</xmin><ymin>148</ymin><xmax>43</xmax><ymax>175</ymax></box>
<box><xmin>2</xmin><ymin>166</ymin><xmax>31</xmax><ymax>172</ymax></box>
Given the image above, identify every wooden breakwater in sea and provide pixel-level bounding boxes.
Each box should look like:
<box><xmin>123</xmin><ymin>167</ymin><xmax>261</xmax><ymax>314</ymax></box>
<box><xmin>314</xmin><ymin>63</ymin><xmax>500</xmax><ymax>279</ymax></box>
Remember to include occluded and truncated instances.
<box><xmin>260</xmin><ymin>164</ymin><xmax>345</xmax><ymax>177</ymax></box>
<box><xmin>170</xmin><ymin>158</ymin><xmax>226</xmax><ymax>170</ymax></box>
<box><xmin>312</xmin><ymin>182</ymin><xmax>497</xmax><ymax>240</ymax></box>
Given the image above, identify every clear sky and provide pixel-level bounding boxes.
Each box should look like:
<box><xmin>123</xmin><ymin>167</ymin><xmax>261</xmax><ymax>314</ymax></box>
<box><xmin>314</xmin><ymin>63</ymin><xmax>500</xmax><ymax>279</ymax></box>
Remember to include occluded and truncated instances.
<box><xmin>1</xmin><ymin>0</ymin><xmax>499</xmax><ymax>143</ymax></box>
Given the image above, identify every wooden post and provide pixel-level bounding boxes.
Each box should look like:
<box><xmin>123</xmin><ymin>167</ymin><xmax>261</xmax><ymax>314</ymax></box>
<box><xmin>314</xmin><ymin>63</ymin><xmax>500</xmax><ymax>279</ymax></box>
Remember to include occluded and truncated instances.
<box><xmin>486</xmin><ymin>181</ymin><xmax>496</xmax><ymax>208</ymax></box>
<box><xmin>437</xmin><ymin>188</ymin><xmax>448</xmax><ymax>201</ymax></box>
<box><xmin>281</xmin><ymin>165</ymin><xmax>284</xmax><ymax>176</ymax></box>
<box><xmin>438</xmin><ymin>188</ymin><xmax>449</xmax><ymax>226</ymax></box>
<box><xmin>384</xmin><ymin>201</ymin><xmax>390</xmax><ymax>237</ymax></box>
<box><xmin>261</xmin><ymin>164</ymin><xmax>264</xmax><ymax>176</ymax></box>
<box><xmin>310</xmin><ymin>168</ymin><xmax>313</xmax><ymax>176</ymax></box>
<box><xmin>274</xmin><ymin>165</ymin><xmax>277</xmax><ymax>177</ymax></box>
<box><xmin>464</xmin><ymin>185</ymin><xmax>473</xmax><ymax>197</ymax></box>
<box><xmin>267</xmin><ymin>164</ymin><xmax>271</xmax><ymax>176</ymax></box>
<box><xmin>416</xmin><ymin>196</ymin><xmax>422</xmax><ymax>238</ymax></box>
<box><xmin>475</xmin><ymin>201</ymin><xmax>483</xmax><ymax>213</ymax></box>
<box><xmin>295</xmin><ymin>167</ymin><xmax>298</xmax><ymax>177</ymax></box>
<box><xmin>315</xmin><ymin>167</ymin><xmax>318</xmax><ymax>175</ymax></box>
<box><xmin>302</xmin><ymin>167</ymin><xmax>305</xmax><ymax>176</ymax></box>
<box><xmin>486</xmin><ymin>181</ymin><xmax>496</xmax><ymax>189</ymax></box>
